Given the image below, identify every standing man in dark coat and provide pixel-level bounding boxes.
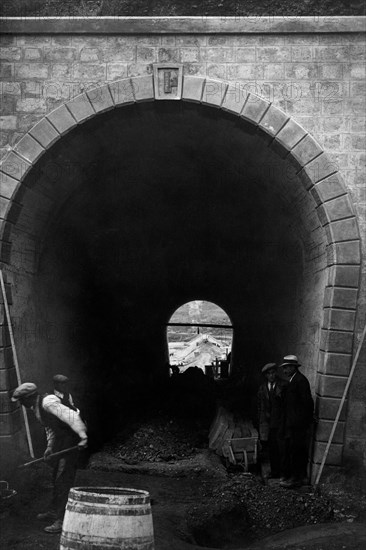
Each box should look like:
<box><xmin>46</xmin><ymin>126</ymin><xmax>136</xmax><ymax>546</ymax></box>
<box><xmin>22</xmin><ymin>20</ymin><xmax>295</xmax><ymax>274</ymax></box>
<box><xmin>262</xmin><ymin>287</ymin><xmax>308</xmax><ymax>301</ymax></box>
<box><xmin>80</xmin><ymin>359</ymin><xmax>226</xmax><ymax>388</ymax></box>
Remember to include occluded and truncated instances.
<box><xmin>279</xmin><ymin>355</ymin><xmax>314</xmax><ymax>488</ymax></box>
<box><xmin>257</xmin><ymin>363</ymin><xmax>288</xmax><ymax>479</ymax></box>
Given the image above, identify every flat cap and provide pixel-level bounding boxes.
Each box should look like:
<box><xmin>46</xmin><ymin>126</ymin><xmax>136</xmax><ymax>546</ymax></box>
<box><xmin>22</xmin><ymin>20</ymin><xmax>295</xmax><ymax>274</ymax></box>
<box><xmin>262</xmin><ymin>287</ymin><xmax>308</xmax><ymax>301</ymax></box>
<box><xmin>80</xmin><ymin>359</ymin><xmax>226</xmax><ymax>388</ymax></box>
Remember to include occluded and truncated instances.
<box><xmin>262</xmin><ymin>363</ymin><xmax>277</xmax><ymax>374</ymax></box>
<box><xmin>11</xmin><ymin>382</ymin><xmax>38</xmax><ymax>402</ymax></box>
<box><xmin>280</xmin><ymin>355</ymin><xmax>301</xmax><ymax>368</ymax></box>
<box><xmin>53</xmin><ymin>374</ymin><xmax>69</xmax><ymax>384</ymax></box>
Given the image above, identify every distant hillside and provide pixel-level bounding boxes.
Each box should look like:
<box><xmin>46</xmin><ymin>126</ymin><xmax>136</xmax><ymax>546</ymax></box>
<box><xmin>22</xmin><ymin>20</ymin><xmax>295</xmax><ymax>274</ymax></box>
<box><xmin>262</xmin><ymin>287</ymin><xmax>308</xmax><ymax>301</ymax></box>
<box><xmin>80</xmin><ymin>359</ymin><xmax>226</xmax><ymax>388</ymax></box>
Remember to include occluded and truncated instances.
<box><xmin>169</xmin><ymin>300</ymin><xmax>232</xmax><ymax>326</ymax></box>
<box><xmin>168</xmin><ymin>300</ymin><xmax>232</xmax><ymax>343</ymax></box>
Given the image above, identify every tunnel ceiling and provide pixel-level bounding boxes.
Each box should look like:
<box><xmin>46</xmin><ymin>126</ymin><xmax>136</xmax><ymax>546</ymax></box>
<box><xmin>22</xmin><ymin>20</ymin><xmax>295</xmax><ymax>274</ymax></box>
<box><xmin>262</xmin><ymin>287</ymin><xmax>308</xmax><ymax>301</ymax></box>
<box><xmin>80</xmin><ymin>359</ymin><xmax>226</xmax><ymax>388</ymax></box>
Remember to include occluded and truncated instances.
<box><xmin>12</xmin><ymin>101</ymin><xmax>327</xmax><ymax>329</ymax></box>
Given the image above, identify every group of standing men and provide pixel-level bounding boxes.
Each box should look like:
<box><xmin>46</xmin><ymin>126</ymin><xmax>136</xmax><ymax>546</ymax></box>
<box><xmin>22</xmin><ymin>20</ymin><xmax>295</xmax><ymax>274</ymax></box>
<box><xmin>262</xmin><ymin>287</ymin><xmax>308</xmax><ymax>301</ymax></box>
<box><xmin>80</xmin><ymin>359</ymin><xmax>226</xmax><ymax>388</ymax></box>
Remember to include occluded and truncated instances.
<box><xmin>257</xmin><ymin>355</ymin><xmax>314</xmax><ymax>488</ymax></box>
<box><xmin>11</xmin><ymin>375</ymin><xmax>88</xmax><ymax>534</ymax></box>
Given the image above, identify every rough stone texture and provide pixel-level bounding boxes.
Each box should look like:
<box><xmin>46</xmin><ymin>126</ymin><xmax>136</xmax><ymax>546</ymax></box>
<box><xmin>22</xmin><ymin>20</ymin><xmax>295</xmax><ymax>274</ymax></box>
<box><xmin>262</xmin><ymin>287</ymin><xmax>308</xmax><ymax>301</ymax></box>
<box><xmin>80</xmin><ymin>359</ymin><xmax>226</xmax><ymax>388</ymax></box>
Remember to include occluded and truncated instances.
<box><xmin>202</xmin><ymin>79</ymin><xmax>227</xmax><ymax>107</ymax></box>
<box><xmin>87</xmin><ymin>84</ymin><xmax>114</xmax><ymax>113</ymax></box>
<box><xmin>46</xmin><ymin>104</ymin><xmax>77</xmax><ymax>135</ymax></box>
<box><xmin>315</xmin><ymin>419</ymin><xmax>345</xmax><ymax>445</ymax></box>
<box><xmin>241</xmin><ymin>94</ymin><xmax>270</xmax><ymax>124</ymax></box>
<box><xmin>29</xmin><ymin>117</ymin><xmax>60</xmax><ymax>148</ymax></box>
<box><xmin>0</xmin><ymin>172</ymin><xmax>19</xmax><ymax>200</ymax></box>
<box><xmin>312</xmin><ymin>441</ymin><xmax>343</xmax><ymax>465</ymax></box>
<box><xmin>182</xmin><ymin>75</ymin><xmax>204</xmax><ymax>102</ymax></box>
<box><xmin>317</xmin><ymin>374</ymin><xmax>348</xmax><ymax>398</ymax></box>
<box><xmin>13</xmin><ymin>134</ymin><xmax>44</xmax><ymax>164</ymax></box>
<box><xmin>316</xmin><ymin>396</ymin><xmax>347</xmax><ymax>422</ymax></box>
<box><xmin>221</xmin><ymin>83</ymin><xmax>248</xmax><ymax>114</ymax></box>
<box><xmin>133</xmin><ymin>75</ymin><xmax>154</xmax><ymax>102</ymax></box>
<box><xmin>318</xmin><ymin>351</ymin><xmax>352</xmax><ymax>376</ymax></box>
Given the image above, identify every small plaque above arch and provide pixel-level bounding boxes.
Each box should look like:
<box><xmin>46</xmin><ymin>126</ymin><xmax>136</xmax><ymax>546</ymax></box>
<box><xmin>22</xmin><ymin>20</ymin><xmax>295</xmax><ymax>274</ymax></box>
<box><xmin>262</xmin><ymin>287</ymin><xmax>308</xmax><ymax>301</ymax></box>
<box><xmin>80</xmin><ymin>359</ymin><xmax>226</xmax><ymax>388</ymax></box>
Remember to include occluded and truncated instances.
<box><xmin>153</xmin><ymin>63</ymin><xmax>183</xmax><ymax>100</ymax></box>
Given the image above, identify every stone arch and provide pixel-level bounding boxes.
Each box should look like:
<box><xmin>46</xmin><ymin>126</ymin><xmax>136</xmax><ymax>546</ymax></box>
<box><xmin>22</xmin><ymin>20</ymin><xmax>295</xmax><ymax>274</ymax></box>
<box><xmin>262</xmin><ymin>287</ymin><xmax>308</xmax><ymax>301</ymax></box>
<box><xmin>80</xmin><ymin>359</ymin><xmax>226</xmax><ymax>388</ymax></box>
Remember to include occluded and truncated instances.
<box><xmin>0</xmin><ymin>75</ymin><xmax>361</xmax><ymax>470</ymax></box>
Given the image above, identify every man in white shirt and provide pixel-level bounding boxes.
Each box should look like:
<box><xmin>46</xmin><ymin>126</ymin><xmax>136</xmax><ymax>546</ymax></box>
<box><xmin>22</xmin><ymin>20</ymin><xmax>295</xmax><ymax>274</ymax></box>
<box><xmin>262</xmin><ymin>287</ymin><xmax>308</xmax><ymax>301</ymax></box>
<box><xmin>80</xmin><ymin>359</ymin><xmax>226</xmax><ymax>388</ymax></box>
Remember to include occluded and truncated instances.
<box><xmin>11</xmin><ymin>382</ymin><xmax>88</xmax><ymax>534</ymax></box>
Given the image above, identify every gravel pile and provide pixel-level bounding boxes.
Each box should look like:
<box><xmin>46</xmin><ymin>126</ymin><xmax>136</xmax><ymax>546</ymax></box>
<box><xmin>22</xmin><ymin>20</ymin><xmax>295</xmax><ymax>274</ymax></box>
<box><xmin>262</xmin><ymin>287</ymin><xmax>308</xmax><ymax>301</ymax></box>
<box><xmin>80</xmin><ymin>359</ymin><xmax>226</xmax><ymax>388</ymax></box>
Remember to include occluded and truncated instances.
<box><xmin>104</xmin><ymin>417</ymin><xmax>207</xmax><ymax>463</ymax></box>
<box><xmin>186</xmin><ymin>474</ymin><xmax>335</xmax><ymax>544</ymax></box>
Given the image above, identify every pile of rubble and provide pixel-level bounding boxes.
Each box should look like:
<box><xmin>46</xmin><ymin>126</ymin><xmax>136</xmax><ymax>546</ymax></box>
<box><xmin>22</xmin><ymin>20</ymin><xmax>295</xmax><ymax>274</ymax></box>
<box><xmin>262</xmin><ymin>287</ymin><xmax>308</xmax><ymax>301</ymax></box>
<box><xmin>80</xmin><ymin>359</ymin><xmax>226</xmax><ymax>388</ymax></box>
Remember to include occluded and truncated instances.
<box><xmin>185</xmin><ymin>474</ymin><xmax>335</xmax><ymax>545</ymax></box>
<box><xmin>104</xmin><ymin>417</ymin><xmax>207</xmax><ymax>464</ymax></box>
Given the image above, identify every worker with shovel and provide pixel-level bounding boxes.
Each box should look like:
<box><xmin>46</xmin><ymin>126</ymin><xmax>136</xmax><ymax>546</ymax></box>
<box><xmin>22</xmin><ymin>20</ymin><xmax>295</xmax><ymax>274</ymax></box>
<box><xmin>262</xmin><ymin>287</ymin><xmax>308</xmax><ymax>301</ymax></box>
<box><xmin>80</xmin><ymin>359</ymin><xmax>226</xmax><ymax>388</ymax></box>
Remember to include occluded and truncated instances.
<box><xmin>11</xmin><ymin>382</ymin><xmax>88</xmax><ymax>534</ymax></box>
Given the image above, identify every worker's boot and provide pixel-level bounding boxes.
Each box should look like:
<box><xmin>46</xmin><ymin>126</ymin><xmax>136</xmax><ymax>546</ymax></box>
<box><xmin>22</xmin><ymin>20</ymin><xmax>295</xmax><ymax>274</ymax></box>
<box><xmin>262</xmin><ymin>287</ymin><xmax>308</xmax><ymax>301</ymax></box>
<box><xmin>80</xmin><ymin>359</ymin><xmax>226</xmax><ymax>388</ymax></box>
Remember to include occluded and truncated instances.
<box><xmin>37</xmin><ymin>511</ymin><xmax>56</xmax><ymax>521</ymax></box>
<box><xmin>44</xmin><ymin>518</ymin><xmax>63</xmax><ymax>533</ymax></box>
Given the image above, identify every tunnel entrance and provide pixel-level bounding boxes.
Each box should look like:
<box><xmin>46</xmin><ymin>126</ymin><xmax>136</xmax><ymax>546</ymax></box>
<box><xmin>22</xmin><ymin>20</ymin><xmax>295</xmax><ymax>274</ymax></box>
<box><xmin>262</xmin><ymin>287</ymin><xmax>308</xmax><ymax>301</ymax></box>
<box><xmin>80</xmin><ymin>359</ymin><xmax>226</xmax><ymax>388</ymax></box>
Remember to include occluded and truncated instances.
<box><xmin>2</xmin><ymin>97</ymin><xmax>333</xmax><ymax>450</ymax></box>
<box><xmin>167</xmin><ymin>300</ymin><xmax>233</xmax><ymax>377</ymax></box>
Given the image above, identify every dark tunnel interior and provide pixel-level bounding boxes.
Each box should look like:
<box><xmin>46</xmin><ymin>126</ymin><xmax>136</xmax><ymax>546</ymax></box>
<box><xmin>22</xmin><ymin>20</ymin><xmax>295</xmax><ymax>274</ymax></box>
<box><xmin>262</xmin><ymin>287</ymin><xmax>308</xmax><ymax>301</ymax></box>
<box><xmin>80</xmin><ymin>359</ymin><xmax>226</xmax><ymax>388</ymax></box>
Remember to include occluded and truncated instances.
<box><xmin>10</xmin><ymin>101</ymin><xmax>328</xmax><ymax>448</ymax></box>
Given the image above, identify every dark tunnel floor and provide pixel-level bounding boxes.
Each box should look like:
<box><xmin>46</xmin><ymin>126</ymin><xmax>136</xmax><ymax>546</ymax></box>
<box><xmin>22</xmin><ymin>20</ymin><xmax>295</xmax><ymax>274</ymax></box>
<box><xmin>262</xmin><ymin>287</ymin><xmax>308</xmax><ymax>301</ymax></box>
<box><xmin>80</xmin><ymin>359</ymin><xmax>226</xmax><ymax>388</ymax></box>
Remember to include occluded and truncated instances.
<box><xmin>1</xmin><ymin>463</ymin><xmax>366</xmax><ymax>550</ymax></box>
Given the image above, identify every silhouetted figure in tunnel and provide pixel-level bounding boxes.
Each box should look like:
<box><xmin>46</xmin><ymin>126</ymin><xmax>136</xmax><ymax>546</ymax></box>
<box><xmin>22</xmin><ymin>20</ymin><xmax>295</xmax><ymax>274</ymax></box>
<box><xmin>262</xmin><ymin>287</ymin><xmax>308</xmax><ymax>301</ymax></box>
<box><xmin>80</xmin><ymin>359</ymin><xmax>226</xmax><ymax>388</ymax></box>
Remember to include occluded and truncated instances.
<box><xmin>257</xmin><ymin>363</ymin><xmax>288</xmax><ymax>479</ymax></box>
<box><xmin>279</xmin><ymin>355</ymin><xmax>314</xmax><ymax>488</ymax></box>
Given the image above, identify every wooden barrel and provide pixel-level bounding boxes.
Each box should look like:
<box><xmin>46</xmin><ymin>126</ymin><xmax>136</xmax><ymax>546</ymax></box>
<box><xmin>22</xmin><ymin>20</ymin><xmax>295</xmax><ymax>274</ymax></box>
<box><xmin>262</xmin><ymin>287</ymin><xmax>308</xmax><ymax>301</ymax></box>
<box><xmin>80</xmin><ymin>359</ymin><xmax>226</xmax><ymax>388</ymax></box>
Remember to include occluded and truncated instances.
<box><xmin>60</xmin><ymin>487</ymin><xmax>154</xmax><ymax>550</ymax></box>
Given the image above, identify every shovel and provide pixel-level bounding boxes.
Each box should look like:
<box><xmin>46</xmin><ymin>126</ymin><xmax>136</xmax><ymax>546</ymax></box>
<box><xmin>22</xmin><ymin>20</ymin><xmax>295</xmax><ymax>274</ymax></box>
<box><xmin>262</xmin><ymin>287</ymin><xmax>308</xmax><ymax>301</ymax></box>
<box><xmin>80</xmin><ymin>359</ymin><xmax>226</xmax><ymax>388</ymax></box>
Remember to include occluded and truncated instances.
<box><xmin>18</xmin><ymin>446</ymin><xmax>80</xmax><ymax>468</ymax></box>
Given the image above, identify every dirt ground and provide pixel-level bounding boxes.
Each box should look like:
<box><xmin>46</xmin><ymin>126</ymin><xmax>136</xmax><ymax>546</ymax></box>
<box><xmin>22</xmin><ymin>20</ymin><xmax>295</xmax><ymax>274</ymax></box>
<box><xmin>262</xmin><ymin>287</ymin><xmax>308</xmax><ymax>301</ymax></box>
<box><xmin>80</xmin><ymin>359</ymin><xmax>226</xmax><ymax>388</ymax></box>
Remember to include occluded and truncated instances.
<box><xmin>1</xmin><ymin>450</ymin><xmax>366</xmax><ymax>550</ymax></box>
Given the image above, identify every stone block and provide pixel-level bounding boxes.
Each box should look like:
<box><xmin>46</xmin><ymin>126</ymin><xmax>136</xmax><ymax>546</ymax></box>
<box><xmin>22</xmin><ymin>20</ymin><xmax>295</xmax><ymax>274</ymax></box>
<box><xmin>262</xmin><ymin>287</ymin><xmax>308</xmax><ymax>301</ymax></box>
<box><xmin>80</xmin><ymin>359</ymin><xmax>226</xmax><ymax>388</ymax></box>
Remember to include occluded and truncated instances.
<box><xmin>158</xmin><ymin>48</ymin><xmax>181</xmax><ymax>63</ymax></box>
<box><xmin>15</xmin><ymin>63</ymin><xmax>49</xmax><ymax>80</ymax></box>
<box><xmin>299</xmin><ymin>153</ymin><xmax>339</xmax><ymax>190</ymax></box>
<box><xmin>318</xmin><ymin>351</ymin><xmax>352</xmax><ymax>376</ymax></box>
<box><xmin>0</xmin><ymin>116</ymin><xmax>17</xmax><ymax>130</ymax></box>
<box><xmin>0</xmin><ymin>197</ymin><xmax>9</xmax><ymax>220</ymax></box>
<box><xmin>328</xmin><ymin>265</ymin><xmax>360</xmax><ymax>288</ymax></box>
<box><xmin>109</xmin><ymin>79</ymin><xmax>135</xmax><ymax>105</ymax></box>
<box><xmin>14</xmin><ymin>134</ymin><xmax>45</xmax><ymax>164</ymax></box>
<box><xmin>312</xmin><ymin>440</ymin><xmax>343</xmax><ymax>465</ymax></box>
<box><xmin>107</xmin><ymin>63</ymin><xmax>128</xmax><ymax>81</ymax></box>
<box><xmin>0</xmin><ymin>241</ymin><xmax>11</xmax><ymax>264</ymax></box>
<box><xmin>328</xmin><ymin>218</ymin><xmax>359</xmax><ymax>243</ymax></box>
<box><xmin>315</xmin><ymin>419</ymin><xmax>345</xmax><ymax>444</ymax></box>
<box><xmin>0</xmin><ymin>390</ymin><xmax>17</xmax><ymax>413</ymax></box>
<box><xmin>323</xmin><ymin>195</ymin><xmax>355</xmax><ymax>223</ymax></box>
<box><xmin>258</xmin><ymin>105</ymin><xmax>289</xmax><ymax>138</ymax></box>
<box><xmin>47</xmin><ymin>105</ymin><xmax>77</xmax><ymax>136</ymax></box>
<box><xmin>274</xmin><ymin>118</ymin><xmax>307</xmax><ymax>150</ymax></box>
<box><xmin>235</xmin><ymin>47</ymin><xmax>256</xmax><ymax>62</ymax></box>
<box><xmin>66</xmin><ymin>93</ymin><xmax>95</xmax><ymax>123</ymax></box>
<box><xmin>0</xmin><ymin>326</ymin><xmax>11</xmax><ymax>347</ymax></box>
<box><xmin>29</xmin><ymin>118</ymin><xmax>60</xmax><ymax>149</ymax></box>
<box><xmin>132</xmin><ymin>75</ymin><xmax>154</xmax><ymax>102</ymax></box>
<box><xmin>317</xmin><ymin>374</ymin><xmax>347</xmax><ymax>398</ymax></box>
<box><xmin>324</xmin><ymin>287</ymin><xmax>358</xmax><ymax>309</ymax></box>
<box><xmin>329</xmin><ymin>241</ymin><xmax>361</xmax><ymax>265</ymax></box>
<box><xmin>323</xmin><ymin>309</ymin><xmax>356</xmax><ymax>332</ymax></box>
<box><xmin>221</xmin><ymin>84</ymin><xmax>248</xmax><ymax>114</ymax></box>
<box><xmin>182</xmin><ymin>76</ymin><xmax>204</xmax><ymax>103</ymax></box>
<box><xmin>202</xmin><ymin>79</ymin><xmax>227</xmax><ymax>108</ymax></box>
<box><xmin>290</xmin><ymin>134</ymin><xmax>323</xmax><ymax>168</ymax></box>
<box><xmin>73</xmin><ymin>63</ymin><xmax>106</xmax><ymax>81</ymax></box>
<box><xmin>315</xmin><ymin>396</ymin><xmax>346</xmax><ymax>422</ymax></box>
<box><xmin>0</xmin><ymin>152</ymin><xmax>31</xmax><ymax>181</ymax></box>
<box><xmin>310</xmin><ymin>174</ymin><xmax>347</xmax><ymax>205</ymax></box>
<box><xmin>0</xmin><ymin>408</ymin><xmax>22</xmax><ymax>436</ymax></box>
<box><xmin>0</xmin><ymin>367</ymin><xmax>17</xmax><ymax>390</ymax></box>
<box><xmin>0</xmin><ymin>172</ymin><xmax>19</xmax><ymax>200</ymax></box>
<box><xmin>87</xmin><ymin>85</ymin><xmax>114</xmax><ymax>114</ymax></box>
<box><xmin>320</xmin><ymin>329</ymin><xmax>354</xmax><ymax>354</ymax></box>
<box><xmin>202</xmin><ymin>47</ymin><xmax>234</xmax><ymax>63</ymax></box>
<box><xmin>241</xmin><ymin>94</ymin><xmax>270</xmax><ymax>125</ymax></box>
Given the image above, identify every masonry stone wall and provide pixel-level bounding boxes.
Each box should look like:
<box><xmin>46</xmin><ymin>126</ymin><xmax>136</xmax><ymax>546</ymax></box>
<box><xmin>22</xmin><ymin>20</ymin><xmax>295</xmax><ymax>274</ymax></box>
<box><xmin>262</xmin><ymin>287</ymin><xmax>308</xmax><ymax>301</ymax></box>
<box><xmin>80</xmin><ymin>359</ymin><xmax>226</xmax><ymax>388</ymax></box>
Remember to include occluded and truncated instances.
<box><xmin>0</xmin><ymin>19</ymin><xmax>365</xmax><ymax>473</ymax></box>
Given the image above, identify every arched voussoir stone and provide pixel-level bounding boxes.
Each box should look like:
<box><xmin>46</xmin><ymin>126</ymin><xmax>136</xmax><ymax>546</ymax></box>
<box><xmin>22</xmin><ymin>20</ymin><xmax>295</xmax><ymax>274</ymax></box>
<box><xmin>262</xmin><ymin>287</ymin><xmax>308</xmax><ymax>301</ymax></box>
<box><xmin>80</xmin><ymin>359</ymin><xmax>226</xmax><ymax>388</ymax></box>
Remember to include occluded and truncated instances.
<box><xmin>201</xmin><ymin>78</ymin><xmax>228</xmax><ymax>108</ymax></box>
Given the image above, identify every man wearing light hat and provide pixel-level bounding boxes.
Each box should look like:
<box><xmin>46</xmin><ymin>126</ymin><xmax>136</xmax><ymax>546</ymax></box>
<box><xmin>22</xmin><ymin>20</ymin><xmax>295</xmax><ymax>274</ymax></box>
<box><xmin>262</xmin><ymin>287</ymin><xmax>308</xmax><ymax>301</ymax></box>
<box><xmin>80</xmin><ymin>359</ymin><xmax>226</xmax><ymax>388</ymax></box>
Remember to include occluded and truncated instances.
<box><xmin>278</xmin><ymin>355</ymin><xmax>314</xmax><ymax>488</ymax></box>
<box><xmin>257</xmin><ymin>363</ymin><xmax>288</xmax><ymax>479</ymax></box>
<box><xmin>11</xmin><ymin>382</ymin><xmax>88</xmax><ymax>533</ymax></box>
